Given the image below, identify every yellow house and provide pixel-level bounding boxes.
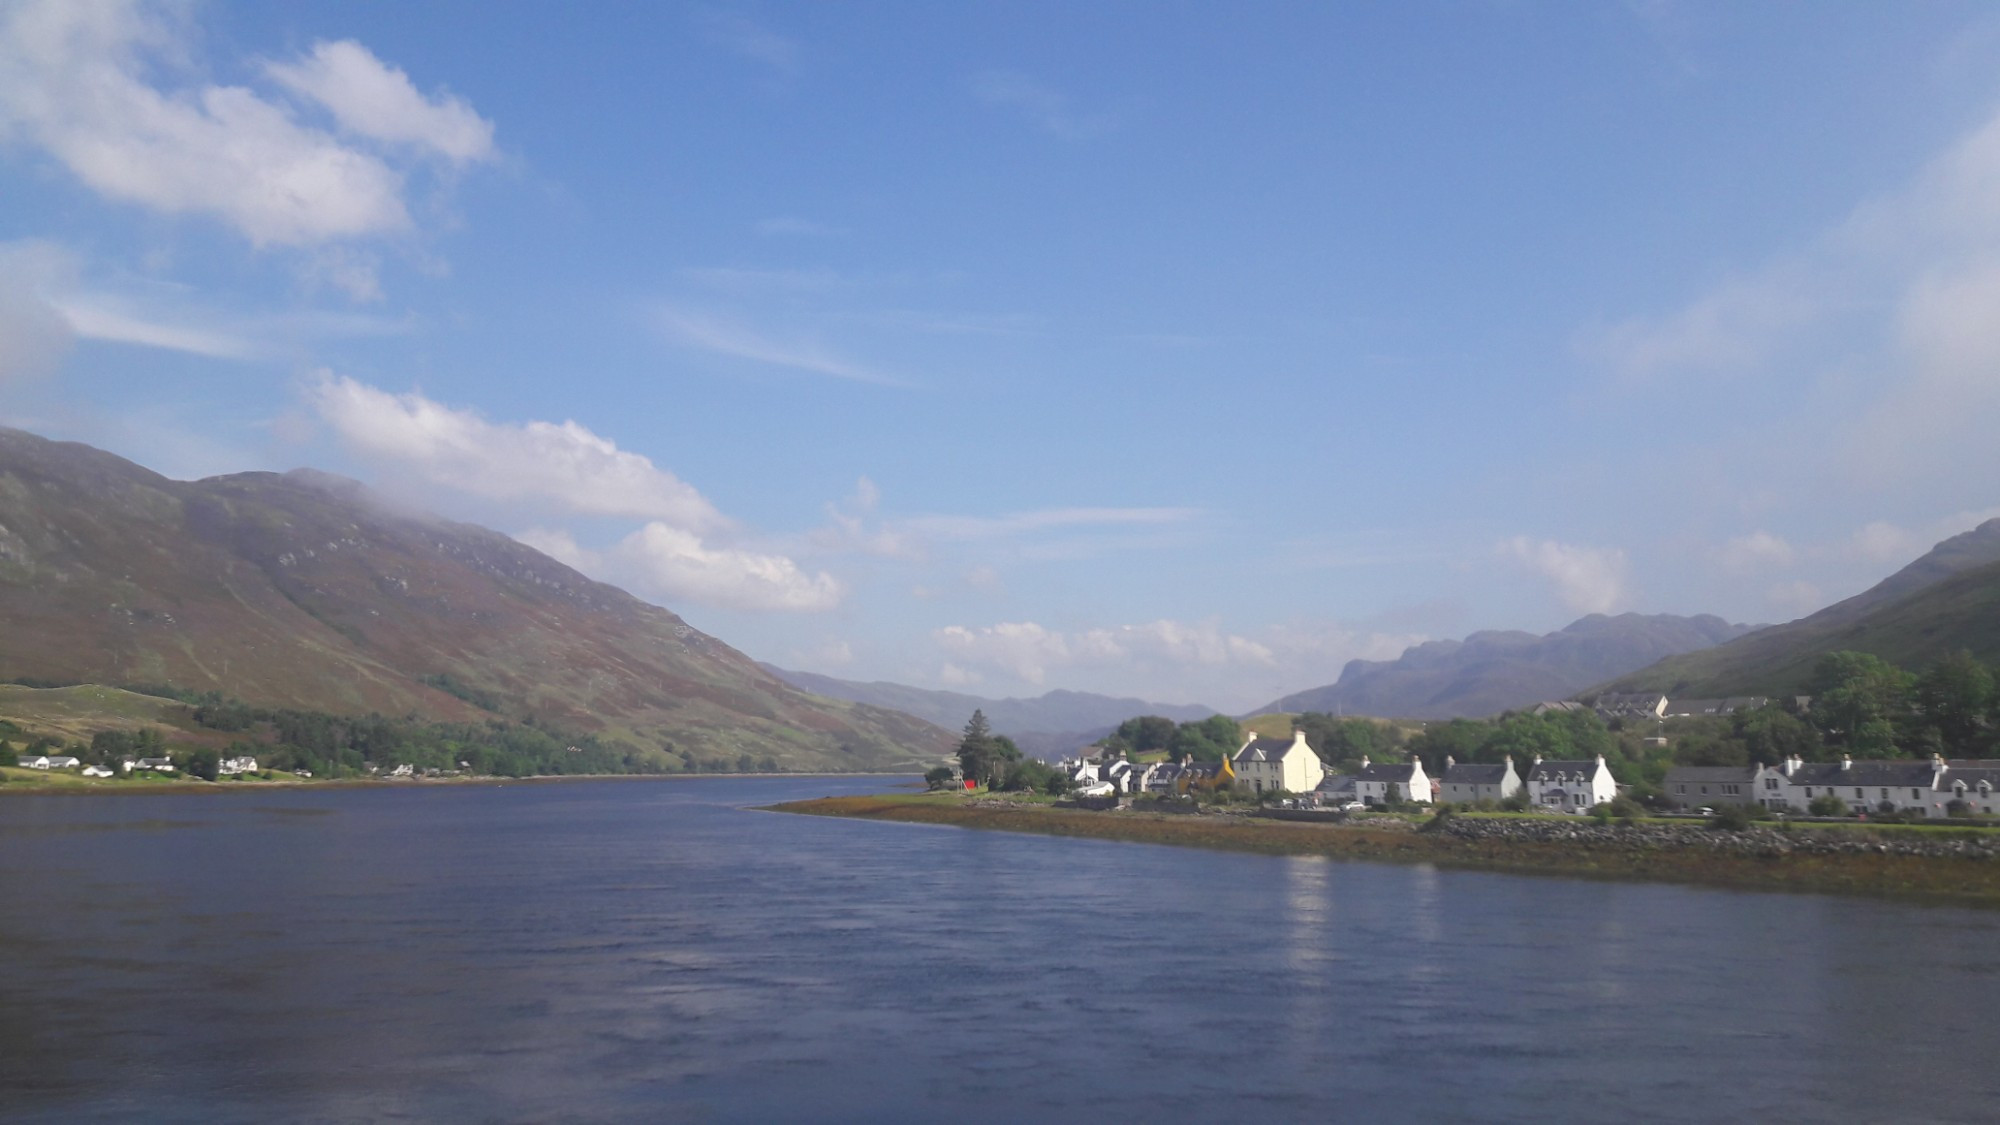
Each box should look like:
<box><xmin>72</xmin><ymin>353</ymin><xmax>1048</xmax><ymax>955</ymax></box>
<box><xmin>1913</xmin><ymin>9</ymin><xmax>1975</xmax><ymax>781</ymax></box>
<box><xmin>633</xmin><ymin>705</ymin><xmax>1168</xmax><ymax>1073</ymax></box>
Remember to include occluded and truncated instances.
<box><xmin>1230</xmin><ymin>730</ymin><xmax>1326</xmax><ymax>795</ymax></box>
<box><xmin>1173</xmin><ymin>755</ymin><xmax>1234</xmax><ymax>795</ymax></box>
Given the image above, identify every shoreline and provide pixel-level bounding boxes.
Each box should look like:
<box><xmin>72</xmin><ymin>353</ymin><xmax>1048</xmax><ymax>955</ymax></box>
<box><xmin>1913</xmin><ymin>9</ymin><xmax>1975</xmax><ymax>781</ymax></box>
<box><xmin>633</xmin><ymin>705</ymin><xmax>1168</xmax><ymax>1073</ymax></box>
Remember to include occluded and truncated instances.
<box><xmin>0</xmin><ymin>770</ymin><xmax>918</xmax><ymax>797</ymax></box>
<box><xmin>766</xmin><ymin>795</ymin><xmax>2000</xmax><ymax>907</ymax></box>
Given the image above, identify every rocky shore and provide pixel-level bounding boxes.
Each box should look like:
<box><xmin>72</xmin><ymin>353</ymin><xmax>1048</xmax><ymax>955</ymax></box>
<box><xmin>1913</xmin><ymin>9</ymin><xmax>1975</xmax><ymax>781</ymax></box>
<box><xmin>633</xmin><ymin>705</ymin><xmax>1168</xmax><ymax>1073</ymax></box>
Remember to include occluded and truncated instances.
<box><xmin>768</xmin><ymin>795</ymin><xmax>2000</xmax><ymax>906</ymax></box>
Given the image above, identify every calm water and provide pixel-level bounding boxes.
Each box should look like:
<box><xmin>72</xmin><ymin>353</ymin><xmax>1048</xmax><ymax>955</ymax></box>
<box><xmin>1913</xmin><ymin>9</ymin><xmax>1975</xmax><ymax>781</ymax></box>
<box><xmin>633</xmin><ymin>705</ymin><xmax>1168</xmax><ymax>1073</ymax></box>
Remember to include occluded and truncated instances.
<box><xmin>3</xmin><ymin>777</ymin><xmax>1999</xmax><ymax>1123</ymax></box>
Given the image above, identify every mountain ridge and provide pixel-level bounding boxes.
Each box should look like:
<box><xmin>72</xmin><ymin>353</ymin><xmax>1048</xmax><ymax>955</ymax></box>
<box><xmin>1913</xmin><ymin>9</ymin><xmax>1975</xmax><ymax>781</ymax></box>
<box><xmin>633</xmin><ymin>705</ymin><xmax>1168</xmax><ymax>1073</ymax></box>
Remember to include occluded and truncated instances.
<box><xmin>1252</xmin><ymin>613</ymin><xmax>1756</xmax><ymax>720</ymax></box>
<box><xmin>758</xmin><ymin>664</ymin><xmax>1216</xmax><ymax>757</ymax></box>
<box><xmin>0</xmin><ymin>428</ymin><xmax>951</xmax><ymax>771</ymax></box>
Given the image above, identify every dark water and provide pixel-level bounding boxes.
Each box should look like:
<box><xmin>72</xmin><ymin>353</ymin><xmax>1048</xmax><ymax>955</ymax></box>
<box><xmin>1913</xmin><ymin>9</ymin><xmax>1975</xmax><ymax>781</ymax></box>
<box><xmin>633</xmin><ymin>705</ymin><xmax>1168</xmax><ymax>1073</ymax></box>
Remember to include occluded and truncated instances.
<box><xmin>3</xmin><ymin>778</ymin><xmax>1999</xmax><ymax>1123</ymax></box>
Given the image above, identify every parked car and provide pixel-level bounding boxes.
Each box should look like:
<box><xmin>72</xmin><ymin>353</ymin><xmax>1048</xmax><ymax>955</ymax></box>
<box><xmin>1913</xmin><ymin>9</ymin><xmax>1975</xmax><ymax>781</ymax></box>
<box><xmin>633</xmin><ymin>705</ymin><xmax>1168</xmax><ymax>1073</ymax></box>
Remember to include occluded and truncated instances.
<box><xmin>1337</xmin><ymin>801</ymin><xmax>1366</xmax><ymax>812</ymax></box>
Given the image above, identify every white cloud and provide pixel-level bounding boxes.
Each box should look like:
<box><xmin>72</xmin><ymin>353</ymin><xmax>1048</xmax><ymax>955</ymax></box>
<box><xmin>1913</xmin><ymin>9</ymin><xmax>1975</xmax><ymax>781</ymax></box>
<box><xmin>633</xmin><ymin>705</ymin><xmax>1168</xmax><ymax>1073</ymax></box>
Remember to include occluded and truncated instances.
<box><xmin>264</xmin><ymin>39</ymin><xmax>494</xmax><ymax>164</ymax></box>
<box><xmin>1847</xmin><ymin>520</ymin><xmax>1918</xmax><ymax>565</ymax></box>
<box><xmin>1499</xmin><ymin>537</ymin><xmax>1629</xmax><ymax>614</ymax></box>
<box><xmin>1579</xmin><ymin>101</ymin><xmax>2000</xmax><ymax>477</ymax></box>
<box><xmin>513</xmin><ymin>524</ymin><xmax>839</xmax><ymax>613</ymax></box>
<box><xmin>1715</xmin><ymin>530</ymin><xmax>1796</xmax><ymax>572</ymax></box>
<box><xmin>307</xmin><ymin>374</ymin><xmax>727</xmax><ymax>529</ymax></box>
<box><xmin>934</xmin><ymin>619</ymin><xmax>1275</xmax><ymax>687</ymax></box>
<box><xmin>970</xmin><ymin>71</ymin><xmax>1114</xmax><ymax>140</ymax></box>
<box><xmin>0</xmin><ymin>1</ymin><xmax>490</xmax><ymax>273</ymax></box>
<box><xmin>657</xmin><ymin>306</ymin><xmax>907</xmax><ymax>386</ymax></box>
<box><xmin>613</xmin><ymin>522</ymin><xmax>842</xmax><ymax>613</ymax></box>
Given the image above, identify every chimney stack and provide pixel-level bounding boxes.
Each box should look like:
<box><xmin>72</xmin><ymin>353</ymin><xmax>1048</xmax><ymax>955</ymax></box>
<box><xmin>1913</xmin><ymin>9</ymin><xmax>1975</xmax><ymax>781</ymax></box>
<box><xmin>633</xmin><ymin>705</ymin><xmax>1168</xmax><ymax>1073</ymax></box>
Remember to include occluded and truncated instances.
<box><xmin>1840</xmin><ymin>754</ymin><xmax>1852</xmax><ymax>771</ymax></box>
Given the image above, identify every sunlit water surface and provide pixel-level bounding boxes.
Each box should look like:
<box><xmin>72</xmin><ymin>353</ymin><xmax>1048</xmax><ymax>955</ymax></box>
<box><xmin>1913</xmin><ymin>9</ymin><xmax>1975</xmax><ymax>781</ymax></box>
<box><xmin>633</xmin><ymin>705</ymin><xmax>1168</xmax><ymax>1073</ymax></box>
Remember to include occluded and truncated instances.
<box><xmin>3</xmin><ymin>777</ymin><xmax>1998</xmax><ymax>1122</ymax></box>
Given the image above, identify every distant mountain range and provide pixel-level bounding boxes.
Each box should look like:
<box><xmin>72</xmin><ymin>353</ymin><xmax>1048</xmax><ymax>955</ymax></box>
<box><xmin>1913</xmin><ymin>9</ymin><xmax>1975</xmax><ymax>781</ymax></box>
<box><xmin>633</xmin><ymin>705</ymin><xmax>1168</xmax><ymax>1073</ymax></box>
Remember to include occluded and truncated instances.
<box><xmin>1252</xmin><ymin>613</ymin><xmax>1757</xmax><ymax>720</ymax></box>
<box><xmin>0</xmin><ymin>429</ymin><xmax>951</xmax><ymax>771</ymax></box>
<box><xmin>1597</xmin><ymin>519</ymin><xmax>2000</xmax><ymax>696</ymax></box>
<box><xmin>758</xmin><ymin>665</ymin><xmax>1216</xmax><ymax>758</ymax></box>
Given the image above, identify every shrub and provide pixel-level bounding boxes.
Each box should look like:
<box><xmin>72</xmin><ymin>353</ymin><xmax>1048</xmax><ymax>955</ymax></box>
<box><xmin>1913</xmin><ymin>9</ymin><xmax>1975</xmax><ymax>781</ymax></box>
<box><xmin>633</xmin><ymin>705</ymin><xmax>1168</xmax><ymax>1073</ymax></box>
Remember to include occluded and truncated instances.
<box><xmin>923</xmin><ymin>766</ymin><xmax>957</xmax><ymax>791</ymax></box>
<box><xmin>1709</xmin><ymin>803</ymin><xmax>1754</xmax><ymax>831</ymax></box>
<box><xmin>1808</xmin><ymin>794</ymin><xmax>1849</xmax><ymax>817</ymax></box>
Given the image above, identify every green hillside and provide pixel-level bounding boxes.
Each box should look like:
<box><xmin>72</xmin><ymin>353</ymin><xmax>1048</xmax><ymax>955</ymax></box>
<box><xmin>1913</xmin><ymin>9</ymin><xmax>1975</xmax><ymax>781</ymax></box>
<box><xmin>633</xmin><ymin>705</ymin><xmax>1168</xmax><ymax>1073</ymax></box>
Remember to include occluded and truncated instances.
<box><xmin>1598</xmin><ymin>554</ymin><xmax>2000</xmax><ymax>697</ymax></box>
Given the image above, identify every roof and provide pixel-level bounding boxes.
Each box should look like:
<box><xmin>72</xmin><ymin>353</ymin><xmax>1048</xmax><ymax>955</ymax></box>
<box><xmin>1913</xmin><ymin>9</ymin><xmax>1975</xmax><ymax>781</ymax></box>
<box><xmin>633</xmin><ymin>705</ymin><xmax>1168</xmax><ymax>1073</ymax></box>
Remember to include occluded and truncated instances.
<box><xmin>1441</xmin><ymin>762</ymin><xmax>1508</xmax><ymax>784</ymax></box>
<box><xmin>1663</xmin><ymin>766</ymin><xmax>1757</xmax><ymax>785</ymax></box>
<box><xmin>1527</xmin><ymin>759</ymin><xmax>1604</xmax><ymax>782</ymax></box>
<box><xmin>1782</xmin><ymin>760</ymin><xmax>1938</xmax><ymax>787</ymax></box>
<box><xmin>1233</xmin><ymin>736</ymin><xmax>1306</xmax><ymax>763</ymax></box>
<box><xmin>1315</xmin><ymin>774</ymin><xmax>1356</xmax><ymax>793</ymax></box>
<box><xmin>1356</xmin><ymin>762</ymin><xmax>1418</xmax><ymax>783</ymax></box>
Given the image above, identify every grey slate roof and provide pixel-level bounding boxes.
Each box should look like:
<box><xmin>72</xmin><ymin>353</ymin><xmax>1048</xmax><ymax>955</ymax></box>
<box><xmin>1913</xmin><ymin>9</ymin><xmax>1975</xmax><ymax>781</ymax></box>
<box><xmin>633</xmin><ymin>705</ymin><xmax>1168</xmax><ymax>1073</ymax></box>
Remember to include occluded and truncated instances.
<box><xmin>1441</xmin><ymin>763</ymin><xmax>1508</xmax><ymax>785</ymax></box>
<box><xmin>1233</xmin><ymin>737</ymin><xmax>1298</xmax><ymax>763</ymax></box>
<box><xmin>1526</xmin><ymin>759</ymin><xmax>1602</xmax><ymax>782</ymax></box>
<box><xmin>1663</xmin><ymin>767</ymin><xmax>1757</xmax><ymax>785</ymax></box>
<box><xmin>1784</xmin><ymin>761</ymin><xmax>1937</xmax><ymax>787</ymax></box>
<box><xmin>1356</xmin><ymin>762</ymin><xmax>1418</xmax><ymax>783</ymax></box>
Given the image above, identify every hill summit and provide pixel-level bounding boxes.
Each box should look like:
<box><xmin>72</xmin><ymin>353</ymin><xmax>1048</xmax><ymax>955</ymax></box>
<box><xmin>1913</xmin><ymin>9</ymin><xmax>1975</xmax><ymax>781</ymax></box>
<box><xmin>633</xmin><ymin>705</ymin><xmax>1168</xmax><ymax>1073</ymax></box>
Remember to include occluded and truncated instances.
<box><xmin>0</xmin><ymin>428</ymin><xmax>948</xmax><ymax>771</ymax></box>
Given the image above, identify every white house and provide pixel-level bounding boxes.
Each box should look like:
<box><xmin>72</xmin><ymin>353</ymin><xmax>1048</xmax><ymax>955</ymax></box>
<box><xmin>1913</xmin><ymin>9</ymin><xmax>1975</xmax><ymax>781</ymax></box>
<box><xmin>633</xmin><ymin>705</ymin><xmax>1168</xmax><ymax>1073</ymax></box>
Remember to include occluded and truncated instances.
<box><xmin>1593</xmin><ymin>693</ymin><xmax>1667</xmax><ymax>720</ymax></box>
<box><xmin>81</xmin><ymin>764</ymin><xmax>115</xmax><ymax>777</ymax></box>
<box><xmin>1437</xmin><ymin>756</ymin><xmax>1521</xmax><ymax>805</ymax></box>
<box><xmin>1663</xmin><ymin>766</ymin><xmax>1757</xmax><ymax>809</ymax></box>
<box><xmin>1755</xmin><ymin>754</ymin><xmax>1955</xmax><ymax>818</ymax></box>
<box><xmin>1526</xmin><ymin>756</ymin><xmax>1617</xmax><ymax>810</ymax></box>
<box><xmin>133</xmin><ymin>757</ymin><xmax>176</xmax><ymax>773</ymax></box>
<box><xmin>1231</xmin><ymin>730</ymin><xmax>1326</xmax><ymax>796</ymax></box>
<box><xmin>17</xmin><ymin>755</ymin><xmax>50</xmax><ymax>769</ymax></box>
<box><xmin>218</xmin><ymin>756</ymin><xmax>259</xmax><ymax>776</ymax></box>
<box><xmin>1354</xmin><ymin>756</ymin><xmax>1430</xmax><ymax>806</ymax></box>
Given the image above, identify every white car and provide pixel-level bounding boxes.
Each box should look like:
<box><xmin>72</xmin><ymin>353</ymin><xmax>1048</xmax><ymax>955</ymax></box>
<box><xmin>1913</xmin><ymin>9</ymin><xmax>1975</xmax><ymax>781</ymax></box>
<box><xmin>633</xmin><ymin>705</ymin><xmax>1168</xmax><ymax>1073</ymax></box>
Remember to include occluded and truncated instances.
<box><xmin>1337</xmin><ymin>801</ymin><xmax>1366</xmax><ymax>812</ymax></box>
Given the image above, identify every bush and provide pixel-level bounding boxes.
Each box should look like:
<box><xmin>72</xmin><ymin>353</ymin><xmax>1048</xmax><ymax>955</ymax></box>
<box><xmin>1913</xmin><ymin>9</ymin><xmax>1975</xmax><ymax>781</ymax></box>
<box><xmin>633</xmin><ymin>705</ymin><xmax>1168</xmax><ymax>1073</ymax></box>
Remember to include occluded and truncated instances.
<box><xmin>1808</xmin><ymin>794</ymin><xmax>1849</xmax><ymax>817</ymax></box>
<box><xmin>1589</xmin><ymin>802</ymin><xmax>1613</xmax><ymax>826</ymax></box>
<box><xmin>1499</xmin><ymin>791</ymin><xmax>1530</xmax><ymax>813</ymax></box>
<box><xmin>923</xmin><ymin>766</ymin><xmax>957</xmax><ymax>791</ymax></box>
<box><xmin>1608</xmin><ymin>793</ymin><xmax>1647</xmax><ymax>823</ymax></box>
<box><xmin>1709</xmin><ymin>803</ymin><xmax>1755</xmax><ymax>831</ymax></box>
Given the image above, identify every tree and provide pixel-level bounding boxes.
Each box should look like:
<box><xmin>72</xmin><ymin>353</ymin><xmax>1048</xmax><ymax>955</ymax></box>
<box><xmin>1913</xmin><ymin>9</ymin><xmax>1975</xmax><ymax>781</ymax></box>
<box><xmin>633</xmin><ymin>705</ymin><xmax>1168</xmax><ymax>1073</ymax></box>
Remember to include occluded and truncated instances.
<box><xmin>1107</xmin><ymin>715</ymin><xmax>1178</xmax><ymax>756</ymax></box>
<box><xmin>923</xmin><ymin>766</ymin><xmax>957</xmax><ymax>790</ymax></box>
<box><xmin>177</xmin><ymin>747</ymin><xmax>219</xmax><ymax>782</ymax></box>
<box><xmin>954</xmin><ymin>711</ymin><xmax>1019</xmax><ymax>789</ymax></box>
<box><xmin>1808</xmin><ymin>793</ymin><xmax>1849</xmax><ymax>817</ymax></box>
<box><xmin>1916</xmin><ymin>650</ymin><xmax>1993</xmax><ymax>754</ymax></box>
<box><xmin>1807</xmin><ymin>651</ymin><xmax>1912</xmax><ymax>753</ymax></box>
<box><xmin>1167</xmin><ymin>714</ymin><xmax>1240</xmax><ymax>762</ymax></box>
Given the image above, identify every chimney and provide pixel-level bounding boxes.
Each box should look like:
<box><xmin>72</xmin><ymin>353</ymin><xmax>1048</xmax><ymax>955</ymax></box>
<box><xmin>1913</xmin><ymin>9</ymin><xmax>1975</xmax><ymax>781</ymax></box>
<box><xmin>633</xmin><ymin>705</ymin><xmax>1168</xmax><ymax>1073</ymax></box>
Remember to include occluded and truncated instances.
<box><xmin>1445</xmin><ymin>755</ymin><xmax>1455</xmax><ymax>769</ymax></box>
<box><xmin>1532</xmin><ymin>755</ymin><xmax>1543</xmax><ymax>768</ymax></box>
<box><xmin>1360</xmin><ymin>755</ymin><xmax>1371</xmax><ymax>769</ymax></box>
<box><xmin>1181</xmin><ymin>754</ymin><xmax>1192</xmax><ymax>767</ymax></box>
<box><xmin>1840</xmin><ymin>755</ymin><xmax>1852</xmax><ymax>771</ymax></box>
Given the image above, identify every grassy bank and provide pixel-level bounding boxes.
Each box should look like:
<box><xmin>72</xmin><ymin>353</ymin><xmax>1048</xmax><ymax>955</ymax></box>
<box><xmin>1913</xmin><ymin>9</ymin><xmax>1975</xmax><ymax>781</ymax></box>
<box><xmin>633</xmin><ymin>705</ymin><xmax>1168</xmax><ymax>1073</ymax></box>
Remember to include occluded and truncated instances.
<box><xmin>766</xmin><ymin>794</ymin><xmax>2000</xmax><ymax>906</ymax></box>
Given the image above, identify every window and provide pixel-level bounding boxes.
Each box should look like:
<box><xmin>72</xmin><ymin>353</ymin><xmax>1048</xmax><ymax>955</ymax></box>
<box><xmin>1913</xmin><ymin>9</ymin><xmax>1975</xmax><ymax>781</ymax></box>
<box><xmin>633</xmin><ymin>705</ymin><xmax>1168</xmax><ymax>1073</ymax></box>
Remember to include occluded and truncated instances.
<box><xmin>1725</xmin><ymin>784</ymin><xmax>1741</xmax><ymax>795</ymax></box>
<box><xmin>1912</xmin><ymin>788</ymin><xmax>1921</xmax><ymax>800</ymax></box>
<box><xmin>1676</xmin><ymin>784</ymin><xmax>1686</xmax><ymax>794</ymax></box>
<box><xmin>1855</xmin><ymin>788</ymin><xmax>1864</xmax><ymax>799</ymax></box>
<box><xmin>1765</xmin><ymin>778</ymin><xmax>1778</xmax><ymax>789</ymax></box>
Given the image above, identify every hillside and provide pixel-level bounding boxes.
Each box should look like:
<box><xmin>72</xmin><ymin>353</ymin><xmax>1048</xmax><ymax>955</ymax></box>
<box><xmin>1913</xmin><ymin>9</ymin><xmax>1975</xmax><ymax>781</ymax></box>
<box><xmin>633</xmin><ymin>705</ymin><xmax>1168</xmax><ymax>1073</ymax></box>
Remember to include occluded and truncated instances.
<box><xmin>1253</xmin><ymin>613</ymin><xmax>1754</xmax><ymax>720</ymax></box>
<box><xmin>0</xmin><ymin>429</ymin><xmax>951</xmax><ymax>771</ymax></box>
<box><xmin>759</xmin><ymin>665</ymin><xmax>1215</xmax><ymax>758</ymax></box>
<box><xmin>1598</xmin><ymin>521</ymin><xmax>2000</xmax><ymax>696</ymax></box>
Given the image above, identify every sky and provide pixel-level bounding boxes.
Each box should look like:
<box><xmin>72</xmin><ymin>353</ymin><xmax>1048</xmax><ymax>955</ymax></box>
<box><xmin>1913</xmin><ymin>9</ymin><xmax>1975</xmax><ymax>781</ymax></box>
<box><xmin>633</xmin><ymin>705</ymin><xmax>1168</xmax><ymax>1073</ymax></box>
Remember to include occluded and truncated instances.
<box><xmin>5</xmin><ymin>1</ymin><xmax>2000</xmax><ymax>713</ymax></box>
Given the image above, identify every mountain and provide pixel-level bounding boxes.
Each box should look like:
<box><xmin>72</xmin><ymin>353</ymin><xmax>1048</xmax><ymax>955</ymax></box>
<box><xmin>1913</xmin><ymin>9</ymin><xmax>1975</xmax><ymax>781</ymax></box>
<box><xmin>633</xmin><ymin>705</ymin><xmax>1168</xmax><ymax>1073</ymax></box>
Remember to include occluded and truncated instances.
<box><xmin>1597</xmin><ymin>519</ymin><xmax>2000</xmax><ymax>697</ymax></box>
<box><xmin>0</xmin><ymin>428</ymin><xmax>951</xmax><ymax>771</ymax></box>
<box><xmin>1253</xmin><ymin>613</ymin><xmax>1756</xmax><ymax>720</ymax></box>
<box><xmin>758</xmin><ymin>665</ymin><xmax>1216</xmax><ymax>758</ymax></box>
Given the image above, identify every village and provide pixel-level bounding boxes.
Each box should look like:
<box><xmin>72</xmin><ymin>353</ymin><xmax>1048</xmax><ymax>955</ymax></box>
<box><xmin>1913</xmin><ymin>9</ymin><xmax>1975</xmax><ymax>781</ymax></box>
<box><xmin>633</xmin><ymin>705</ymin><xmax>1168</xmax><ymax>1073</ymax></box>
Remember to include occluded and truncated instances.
<box><xmin>1057</xmin><ymin>720</ymin><xmax>2000</xmax><ymax>822</ymax></box>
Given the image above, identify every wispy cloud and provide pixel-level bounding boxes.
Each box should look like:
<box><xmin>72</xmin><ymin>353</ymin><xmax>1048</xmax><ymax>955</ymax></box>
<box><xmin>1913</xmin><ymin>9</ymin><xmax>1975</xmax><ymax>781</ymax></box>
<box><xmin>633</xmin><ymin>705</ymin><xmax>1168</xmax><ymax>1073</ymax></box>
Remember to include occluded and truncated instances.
<box><xmin>1499</xmin><ymin>536</ymin><xmax>1629</xmax><ymax>615</ymax></box>
<box><xmin>697</xmin><ymin>11</ymin><xmax>801</xmax><ymax>74</ymax></box>
<box><xmin>1577</xmin><ymin>100</ymin><xmax>2000</xmax><ymax>479</ymax></box>
<box><xmin>908</xmin><ymin>506</ymin><xmax>1201</xmax><ymax>540</ymax></box>
<box><xmin>656</xmin><ymin>306</ymin><xmax>909</xmax><ymax>386</ymax></box>
<box><xmin>755</xmin><ymin>216</ymin><xmax>845</xmax><ymax>238</ymax></box>
<box><xmin>969</xmin><ymin>71</ymin><xmax>1115</xmax><ymax>140</ymax></box>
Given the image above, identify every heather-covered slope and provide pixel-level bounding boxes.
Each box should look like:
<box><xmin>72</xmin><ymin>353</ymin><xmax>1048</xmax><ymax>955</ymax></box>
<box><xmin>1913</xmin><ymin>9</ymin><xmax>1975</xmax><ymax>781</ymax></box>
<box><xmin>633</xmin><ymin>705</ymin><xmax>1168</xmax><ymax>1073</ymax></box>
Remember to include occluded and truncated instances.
<box><xmin>1253</xmin><ymin>613</ymin><xmax>1754</xmax><ymax>720</ymax></box>
<box><xmin>1598</xmin><ymin>521</ymin><xmax>2000</xmax><ymax>697</ymax></box>
<box><xmin>0</xmin><ymin>429</ymin><xmax>950</xmax><ymax>770</ymax></box>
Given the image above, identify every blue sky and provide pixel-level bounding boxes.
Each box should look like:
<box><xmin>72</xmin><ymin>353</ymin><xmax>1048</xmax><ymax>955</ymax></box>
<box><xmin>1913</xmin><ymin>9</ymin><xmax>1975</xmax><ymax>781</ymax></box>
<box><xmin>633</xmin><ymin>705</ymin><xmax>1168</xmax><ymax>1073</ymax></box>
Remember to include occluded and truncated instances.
<box><xmin>6</xmin><ymin>1</ymin><xmax>2000</xmax><ymax>711</ymax></box>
